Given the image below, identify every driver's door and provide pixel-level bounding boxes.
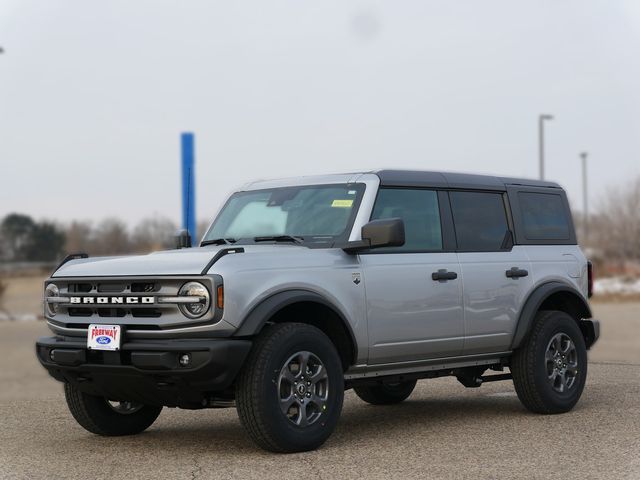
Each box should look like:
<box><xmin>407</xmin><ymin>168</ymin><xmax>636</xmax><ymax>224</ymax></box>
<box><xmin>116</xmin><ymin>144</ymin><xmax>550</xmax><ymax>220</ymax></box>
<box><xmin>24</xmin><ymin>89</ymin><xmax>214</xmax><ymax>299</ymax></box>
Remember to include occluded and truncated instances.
<box><xmin>360</xmin><ymin>188</ymin><xmax>464</xmax><ymax>365</ymax></box>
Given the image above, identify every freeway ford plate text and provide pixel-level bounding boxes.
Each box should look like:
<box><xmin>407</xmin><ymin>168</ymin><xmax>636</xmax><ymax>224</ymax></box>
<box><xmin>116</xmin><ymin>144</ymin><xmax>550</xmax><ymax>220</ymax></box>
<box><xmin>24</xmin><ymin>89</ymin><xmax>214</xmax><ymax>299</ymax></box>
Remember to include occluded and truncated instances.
<box><xmin>87</xmin><ymin>324</ymin><xmax>122</xmax><ymax>351</ymax></box>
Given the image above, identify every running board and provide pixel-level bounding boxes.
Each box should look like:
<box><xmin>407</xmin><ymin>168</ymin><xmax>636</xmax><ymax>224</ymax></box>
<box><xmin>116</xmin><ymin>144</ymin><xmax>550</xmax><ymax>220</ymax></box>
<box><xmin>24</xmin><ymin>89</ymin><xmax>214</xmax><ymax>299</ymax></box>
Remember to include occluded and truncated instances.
<box><xmin>344</xmin><ymin>352</ymin><xmax>511</xmax><ymax>381</ymax></box>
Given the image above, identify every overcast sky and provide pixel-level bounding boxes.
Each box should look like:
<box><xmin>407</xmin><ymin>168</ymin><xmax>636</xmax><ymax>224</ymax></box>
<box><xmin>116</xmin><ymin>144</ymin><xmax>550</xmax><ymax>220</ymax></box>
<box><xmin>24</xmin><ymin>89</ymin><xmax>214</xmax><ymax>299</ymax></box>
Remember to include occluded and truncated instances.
<box><xmin>1</xmin><ymin>0</ymin><xmax>639</xmax><ymax>227</ymax></box>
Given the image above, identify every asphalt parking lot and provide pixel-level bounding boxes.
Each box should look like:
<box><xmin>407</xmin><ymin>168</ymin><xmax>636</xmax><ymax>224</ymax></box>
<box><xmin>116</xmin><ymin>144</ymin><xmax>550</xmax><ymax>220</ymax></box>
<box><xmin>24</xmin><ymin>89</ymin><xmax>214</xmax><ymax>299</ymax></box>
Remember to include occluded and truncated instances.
<box><xmin>0</xmin><ymin>303</ymin><xmax>638</xmax><ymax>480</ymax></box>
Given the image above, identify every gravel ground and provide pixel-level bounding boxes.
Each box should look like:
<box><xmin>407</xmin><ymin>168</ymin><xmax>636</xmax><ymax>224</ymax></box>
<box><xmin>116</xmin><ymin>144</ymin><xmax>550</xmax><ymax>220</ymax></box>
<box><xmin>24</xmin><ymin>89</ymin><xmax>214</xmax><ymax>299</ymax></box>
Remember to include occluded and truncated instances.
<box><xmin>0</xmin><ymin>304</ymin><xmax>638</xmax><ymax>479</ymax></box>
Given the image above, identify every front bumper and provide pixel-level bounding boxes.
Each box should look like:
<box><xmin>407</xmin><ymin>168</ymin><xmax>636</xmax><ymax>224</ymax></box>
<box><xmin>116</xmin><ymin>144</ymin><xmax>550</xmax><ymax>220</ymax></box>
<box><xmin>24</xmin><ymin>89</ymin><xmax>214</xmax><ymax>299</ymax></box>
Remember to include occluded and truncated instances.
<box><xmin>36</xmin><ymin>336</ymin><xmax>252</xmax><ymax>408</ymax></box>
<box><xmin>580</xmin><ymin>319</ymin><xmax>600</xmax><ymax>349</ymax></box>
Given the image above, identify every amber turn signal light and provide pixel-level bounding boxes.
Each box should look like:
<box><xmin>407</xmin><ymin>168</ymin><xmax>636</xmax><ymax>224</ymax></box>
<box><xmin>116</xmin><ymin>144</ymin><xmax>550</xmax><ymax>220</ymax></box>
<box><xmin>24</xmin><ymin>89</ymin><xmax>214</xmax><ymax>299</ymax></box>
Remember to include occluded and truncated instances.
<box><xmin>216</xmin><ymin>285</ymin><xmax>224</xmax><ymax>309</ymax></box>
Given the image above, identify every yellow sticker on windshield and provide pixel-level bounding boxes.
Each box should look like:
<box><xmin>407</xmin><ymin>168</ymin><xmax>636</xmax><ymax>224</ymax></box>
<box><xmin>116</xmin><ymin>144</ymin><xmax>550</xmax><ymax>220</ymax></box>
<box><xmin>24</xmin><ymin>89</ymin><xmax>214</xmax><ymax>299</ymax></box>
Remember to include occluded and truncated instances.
<box><xmin>332</xmin><ymin>199</ymin><xmax>353</xmax><ymax>208</ymax></box>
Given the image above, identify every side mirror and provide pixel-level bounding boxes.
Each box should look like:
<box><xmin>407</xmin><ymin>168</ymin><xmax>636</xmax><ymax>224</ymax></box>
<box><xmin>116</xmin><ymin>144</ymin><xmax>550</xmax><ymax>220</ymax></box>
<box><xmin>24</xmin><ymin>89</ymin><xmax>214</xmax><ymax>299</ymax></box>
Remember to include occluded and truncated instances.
<box><xmin>343</xmin><ymin>218</ymin><xmax>405</xmax><ymax>253</ymax></box>
<box><xmin>175</xmin><ymin>229</ymin><xmax>192</xmax><ymax>249</ymax></box>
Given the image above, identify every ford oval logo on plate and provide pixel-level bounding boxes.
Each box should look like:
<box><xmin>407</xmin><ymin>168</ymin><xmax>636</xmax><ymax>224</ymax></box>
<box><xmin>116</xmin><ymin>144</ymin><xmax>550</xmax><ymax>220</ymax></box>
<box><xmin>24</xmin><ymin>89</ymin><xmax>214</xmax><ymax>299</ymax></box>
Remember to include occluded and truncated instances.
<box><xmin>87</xmin><ymin>324</ymin><xmax>121</xmax><ymax>351</ymax></box>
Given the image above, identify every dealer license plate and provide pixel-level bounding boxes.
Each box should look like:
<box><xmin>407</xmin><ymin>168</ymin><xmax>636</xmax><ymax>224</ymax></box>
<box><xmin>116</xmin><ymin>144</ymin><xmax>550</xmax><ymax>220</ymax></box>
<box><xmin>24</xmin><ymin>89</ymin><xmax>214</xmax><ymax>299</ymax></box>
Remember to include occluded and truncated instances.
<box><xmin>87</xmin><ymin>324</ymin><xmax>122</xmax><ymax>351</ymax></box>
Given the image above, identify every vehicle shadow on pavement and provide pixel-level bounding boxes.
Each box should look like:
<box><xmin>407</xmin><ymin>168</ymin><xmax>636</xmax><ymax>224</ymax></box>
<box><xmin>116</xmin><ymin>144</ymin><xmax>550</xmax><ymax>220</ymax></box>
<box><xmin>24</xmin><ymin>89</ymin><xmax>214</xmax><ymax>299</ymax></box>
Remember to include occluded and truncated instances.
<box><xmin>332</xmin><ymin>394</ymin><xmax>525</xmax><ymax>440</ymax></box>
<box><xmin>55</xmin><ymin>380</ymin><xmax>605</xmax><ymax>456</ymax></box>
<box><xmin>101</xmin><ymin>392</ymin><xmax>531</xmax><ymax>454</ymax></box>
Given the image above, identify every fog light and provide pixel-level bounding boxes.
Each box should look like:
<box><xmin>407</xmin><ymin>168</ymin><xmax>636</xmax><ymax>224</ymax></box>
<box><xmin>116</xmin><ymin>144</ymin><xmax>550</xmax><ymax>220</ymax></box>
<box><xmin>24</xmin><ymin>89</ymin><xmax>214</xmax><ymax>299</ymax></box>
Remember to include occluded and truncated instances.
<box><xmin>179</xmin><ymin>353</ymin><xmax>191</xmax><ymax>367</ymax></box>
<box><xmin>49</xmin><ymin>350</ymin><xmax>55</xmax><ymax>361</ymax></box>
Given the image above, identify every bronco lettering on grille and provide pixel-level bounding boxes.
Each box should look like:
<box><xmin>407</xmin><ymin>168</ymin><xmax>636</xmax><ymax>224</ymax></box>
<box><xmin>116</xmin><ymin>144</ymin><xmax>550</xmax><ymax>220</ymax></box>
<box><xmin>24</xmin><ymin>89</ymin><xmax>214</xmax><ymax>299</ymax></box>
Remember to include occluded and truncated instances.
<box><xmin>69</xmin><ymin>296</ymin><xmax>155</xmax><ymax>304</ymax></box>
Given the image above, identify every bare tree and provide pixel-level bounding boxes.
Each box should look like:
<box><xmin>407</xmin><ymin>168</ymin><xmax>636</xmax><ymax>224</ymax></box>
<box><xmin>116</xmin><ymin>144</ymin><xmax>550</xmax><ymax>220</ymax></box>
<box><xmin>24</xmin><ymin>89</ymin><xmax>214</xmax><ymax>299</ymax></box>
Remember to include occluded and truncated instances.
<box><xmin>93</xmin><ymin>218</ymin><xmax>131</xmax><ymax>255</ymax></box>
<box><xmin>65</xmin><ymin>221</ymin><xmax>93</xmax><ymax>254</ymax></box>
<box><xmin>591</xmin><ymin>177</ymin><xmax>640</xmax><ymax>264</ymax></box>
<box><xmin>0</xmin><ymin>280</ymin><xmax>10</xmax><ymax>320</ymax></box>
<box><xmin>131</xmin><ymin>216</ymin><xmax>177</xmax><ymax>253</ymax></box>
<box><xmin>0</xmin><ymin>229</ymin><xmax>9</xmax><ymax>262</ymax></box>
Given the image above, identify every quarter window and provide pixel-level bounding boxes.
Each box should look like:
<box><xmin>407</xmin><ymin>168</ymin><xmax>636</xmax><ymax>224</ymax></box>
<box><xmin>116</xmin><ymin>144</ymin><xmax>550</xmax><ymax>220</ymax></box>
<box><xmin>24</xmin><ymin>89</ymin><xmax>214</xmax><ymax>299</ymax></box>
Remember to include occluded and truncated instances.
<box><xmin>517</xmin><ymin>192</ymin><xmax>570</xmax><ymax>240</ymax></box>
<box><xmin>449</xmin><ymin>191</ymin><xmax>509</xmax><ymax>251</ymax></box>
<box><xmin>371</xmin><ymin>189</ymin><xmax>442</xmax><ymax>252</ymax></box>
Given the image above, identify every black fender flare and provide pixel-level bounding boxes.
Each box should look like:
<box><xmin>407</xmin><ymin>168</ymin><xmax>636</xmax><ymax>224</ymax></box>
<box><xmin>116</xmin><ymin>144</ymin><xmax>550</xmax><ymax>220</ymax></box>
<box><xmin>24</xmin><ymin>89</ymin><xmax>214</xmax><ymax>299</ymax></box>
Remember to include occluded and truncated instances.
<box><xmin>233</xmin><ymin>289</ymin><xmax>358</xmax><ymax>361</ymax></box>
<box><xmin>511</xmin><ymin>281</ymin><xmax>592</xmax><ymax>350</ymax></box>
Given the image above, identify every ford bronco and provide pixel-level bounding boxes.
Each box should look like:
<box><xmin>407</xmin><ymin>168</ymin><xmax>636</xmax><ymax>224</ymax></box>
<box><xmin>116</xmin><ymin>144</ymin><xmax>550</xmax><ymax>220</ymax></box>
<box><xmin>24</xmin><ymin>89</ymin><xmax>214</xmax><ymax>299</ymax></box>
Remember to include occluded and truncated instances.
<box><xmin>36</xmin><ymin>170</ymin><xmax>599</xmax><ymax>452</ymax></box>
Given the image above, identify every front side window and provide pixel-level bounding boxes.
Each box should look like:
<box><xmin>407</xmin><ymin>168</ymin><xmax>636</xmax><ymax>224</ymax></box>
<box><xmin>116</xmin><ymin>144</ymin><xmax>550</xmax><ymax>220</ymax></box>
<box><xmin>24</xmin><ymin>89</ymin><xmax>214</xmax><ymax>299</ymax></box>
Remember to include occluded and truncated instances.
<box><xmin>203</xmin><ymin>184</ymin><xmax>365</xmax><ymax>246</ymax></box>
<box><xmin>370</xmin><ymin>188</ymin><xmax>443</xmax><ymax>252</ymax></box>
<box><xmin>517</xmin><ymin>192</ymin><xmax>570</xmax><ymax>240</ymax></box>
<box><xmin>449</xmin><ymin>191</ymin><xmax>509</xmax><ymax>251</ymax></box>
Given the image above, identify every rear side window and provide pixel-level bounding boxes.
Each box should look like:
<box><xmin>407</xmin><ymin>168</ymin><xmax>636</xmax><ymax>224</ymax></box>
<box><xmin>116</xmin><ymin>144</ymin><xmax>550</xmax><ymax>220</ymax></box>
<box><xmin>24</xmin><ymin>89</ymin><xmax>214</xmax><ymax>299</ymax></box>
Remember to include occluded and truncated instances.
<box><xmin>449</xmin><ymin>191</ymin><xmax>509</xmax><ymax>251</ymax></box>
<box><xmin>517</xmin><ymin>192</ymin><xmax>570</xmax><ymax>240</ymax></box>
<box><xmin>371</xmin><ymin>188</ymin><xmax>442</xmax><ymax>251</ymax></box>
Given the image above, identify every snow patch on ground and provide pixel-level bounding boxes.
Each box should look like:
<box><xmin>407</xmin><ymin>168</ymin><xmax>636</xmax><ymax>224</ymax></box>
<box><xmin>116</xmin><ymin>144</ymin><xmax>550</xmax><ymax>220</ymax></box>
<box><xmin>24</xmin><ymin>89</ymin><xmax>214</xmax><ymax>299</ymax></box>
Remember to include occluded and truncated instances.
<box><xmin>0</xmin><ymin>312</ymin><xmax>39</xmax><ymax>322</ymax></box>
<box><xmin>594</xmin><ymin>277</ymin><xmax>640</xmax><ymax>295</ymax></box>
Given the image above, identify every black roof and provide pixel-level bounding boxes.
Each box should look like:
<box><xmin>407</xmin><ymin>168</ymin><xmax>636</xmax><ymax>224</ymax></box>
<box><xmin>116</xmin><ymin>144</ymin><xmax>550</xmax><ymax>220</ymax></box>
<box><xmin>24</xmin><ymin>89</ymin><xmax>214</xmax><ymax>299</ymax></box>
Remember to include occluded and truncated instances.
<box><xmin>373</xmin><ymin>170</ymin><xmax>561</xmax><ymax>191</ymax></box>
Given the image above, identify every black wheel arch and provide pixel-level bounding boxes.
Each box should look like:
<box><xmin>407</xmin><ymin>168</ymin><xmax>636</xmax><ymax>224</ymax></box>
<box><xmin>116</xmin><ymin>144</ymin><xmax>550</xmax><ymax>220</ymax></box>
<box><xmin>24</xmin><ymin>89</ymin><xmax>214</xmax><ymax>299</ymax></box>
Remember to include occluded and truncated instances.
<box><xmin>234</xmin><ymin>290</ymin><xmax>358</xmax><ymax>368</ymax></box>
<box><xmin>511</xmin><ymin>281</ymin><xmax>593</xmax><ymax>350</ymax></box>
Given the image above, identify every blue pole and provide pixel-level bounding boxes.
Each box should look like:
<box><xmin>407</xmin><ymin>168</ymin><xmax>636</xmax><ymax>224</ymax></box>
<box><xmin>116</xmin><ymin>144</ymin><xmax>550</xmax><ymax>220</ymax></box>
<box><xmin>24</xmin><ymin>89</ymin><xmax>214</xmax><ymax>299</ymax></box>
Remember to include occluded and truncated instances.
<box><xmin>181</xmin><ymin>133</ymin><xmax>196</xmax><ymax>242</ymax></box>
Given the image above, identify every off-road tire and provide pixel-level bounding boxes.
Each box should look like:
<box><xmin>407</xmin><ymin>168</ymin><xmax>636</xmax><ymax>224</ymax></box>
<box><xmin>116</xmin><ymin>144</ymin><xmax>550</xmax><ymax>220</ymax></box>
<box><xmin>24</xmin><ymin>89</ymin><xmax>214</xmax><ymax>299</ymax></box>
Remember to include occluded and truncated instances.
<box><xmin>354</xmin><ymin>380</ymin><xmax>417</xmax><ymax>405</ymax></box>
<box><xmin>235</xmin><ymin>323</ymin><xmax>344</xmax><ymax>453</ymax></box>
<box><xmin>64</xmin><ymin>383</ymin><xmax>162</xmax><ymax>436</ymax></box>
<box><xmin>511</xmin><ymin>310</ymin><xmax>588</xmax><ymax>414</ymax></box>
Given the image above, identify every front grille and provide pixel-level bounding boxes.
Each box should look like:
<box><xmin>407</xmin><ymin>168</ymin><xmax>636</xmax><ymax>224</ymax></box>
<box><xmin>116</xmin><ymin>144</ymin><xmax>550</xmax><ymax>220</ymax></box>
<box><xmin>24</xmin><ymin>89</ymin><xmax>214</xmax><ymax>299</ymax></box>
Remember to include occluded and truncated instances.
<box><xmin>68</xmin><ymin>282</ymin><xmax>160</xmax><ymax>294</ymax></box>
<box><xmin>131</xmin><ymin>308</ymin><xmax>162</xmax><ymax>318</ymax></box>
<box><xmin>53</xmin><ymin>321</ymin><xmax>162</xmax><ymax>331</ymax></box>
<box><xmin>69</xmin><ymin>283</ymin><xmax>92</xmax><ymax>293</ymax></box>
<box><xmin>97</xmin><ymin>308</ymin><xmax>126</xmax><ymax>318</ymax></box>
<box><xmin>131</xmin><ymin>282</ymin><xmax>158</xmax><ymax>293</ymax></box>
<box><xmin>46</xmin><ymin>276</ymin><xmax>217</xmax><ymax>330</ymax></box>
<box><xmin>97</xmin><ymin>283</ymin><xmax>126</xmax><ymax>293</ymax></box>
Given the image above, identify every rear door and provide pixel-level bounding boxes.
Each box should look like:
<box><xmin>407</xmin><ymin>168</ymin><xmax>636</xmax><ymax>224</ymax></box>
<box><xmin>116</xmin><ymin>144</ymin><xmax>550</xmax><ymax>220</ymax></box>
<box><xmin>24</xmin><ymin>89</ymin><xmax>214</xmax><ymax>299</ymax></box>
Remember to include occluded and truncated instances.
<box><xmin>449</xmin><ymin>190</ymin><xmax>534</xmax><ymax>355</ymax></box>
<box><xmin>360</xmin><ymin>188</ymin><xmax>464</xmax><ymax>364</ymax></box>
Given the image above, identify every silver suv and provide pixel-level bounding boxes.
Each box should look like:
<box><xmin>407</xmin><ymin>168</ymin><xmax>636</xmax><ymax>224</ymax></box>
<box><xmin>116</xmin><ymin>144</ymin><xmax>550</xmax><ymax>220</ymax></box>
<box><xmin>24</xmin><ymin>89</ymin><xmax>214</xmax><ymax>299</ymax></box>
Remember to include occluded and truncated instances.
<box><xmin>36</xmin><ymin>170</ymin><xmax>599</xmax><ymax>452</ymax></box>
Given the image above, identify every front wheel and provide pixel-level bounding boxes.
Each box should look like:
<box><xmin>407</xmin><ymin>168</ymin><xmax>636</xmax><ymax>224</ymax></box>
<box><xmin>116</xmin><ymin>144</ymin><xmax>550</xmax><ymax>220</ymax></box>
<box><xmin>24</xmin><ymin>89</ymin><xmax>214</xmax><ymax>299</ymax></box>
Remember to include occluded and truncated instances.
<box><xmin>64</xmin><ymin>383</ymin><xmax>162</xmax><ymax>436</ymax></box>
<box><xmin>235</xmin><ymin>323</ymin><xmax>344</xmax><ymax>453</ymax></box>
<box><xmin>511</xmin><ymin>310</ymin><xmax>588</xmax><ymax>414</ymax></box>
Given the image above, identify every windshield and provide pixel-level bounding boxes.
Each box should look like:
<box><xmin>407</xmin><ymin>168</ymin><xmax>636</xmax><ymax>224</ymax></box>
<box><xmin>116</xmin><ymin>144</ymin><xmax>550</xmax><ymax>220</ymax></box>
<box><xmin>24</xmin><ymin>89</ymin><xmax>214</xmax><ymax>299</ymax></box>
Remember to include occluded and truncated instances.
<box><xmin>202</xmin><ymin>183</ymin><xmax>365</xmax><ymax>246</ymax></box>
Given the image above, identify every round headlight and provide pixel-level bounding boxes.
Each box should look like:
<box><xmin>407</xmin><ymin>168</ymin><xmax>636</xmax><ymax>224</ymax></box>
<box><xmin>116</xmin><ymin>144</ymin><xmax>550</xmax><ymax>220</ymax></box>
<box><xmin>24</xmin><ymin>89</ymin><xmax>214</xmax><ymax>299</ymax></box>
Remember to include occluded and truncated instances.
<box><xmin>44</xmin><ymin>283</ymin><xmax>59</xmax><ymax>317</ymax></box>
<box><xmin>178</xmin><ymin>282</ymin><xmax>210</xmax><ymax>319</ymax></box>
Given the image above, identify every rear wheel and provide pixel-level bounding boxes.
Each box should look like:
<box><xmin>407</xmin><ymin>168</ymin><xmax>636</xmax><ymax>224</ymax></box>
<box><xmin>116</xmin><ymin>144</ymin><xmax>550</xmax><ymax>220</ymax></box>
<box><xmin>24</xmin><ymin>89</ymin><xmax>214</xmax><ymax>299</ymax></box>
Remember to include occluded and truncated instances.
<box><xmin>354</xmin><ymin>380</ymin><xmax>417</xmax><ymax>405</ymax></box>
<box><xmin>236</xmin><ymin>323</ymin><xmax>344</xmax><ymax>452</ymax></box>
<box><xmin>64</xmin><ymin>383</ymin><xmax>162</xmax><ymax>436</ymax></box>
<box><xmin>511</xmin><ymin>310</ymin><xmax>587</xmax><ymax>414</ymax></box>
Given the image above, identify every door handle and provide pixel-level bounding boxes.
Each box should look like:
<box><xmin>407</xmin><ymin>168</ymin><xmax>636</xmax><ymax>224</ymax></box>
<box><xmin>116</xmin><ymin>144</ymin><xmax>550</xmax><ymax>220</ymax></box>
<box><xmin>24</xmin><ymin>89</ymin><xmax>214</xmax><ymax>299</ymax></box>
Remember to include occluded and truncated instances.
<box><xmin>506</xmin><ymin>267</ymin><xmax>529</xmax><ymax>278</ymax></box>
<box><xmin>432</xmin><ymin>269</ymin><xmax>458</xmax><ymax>281</ymax></box>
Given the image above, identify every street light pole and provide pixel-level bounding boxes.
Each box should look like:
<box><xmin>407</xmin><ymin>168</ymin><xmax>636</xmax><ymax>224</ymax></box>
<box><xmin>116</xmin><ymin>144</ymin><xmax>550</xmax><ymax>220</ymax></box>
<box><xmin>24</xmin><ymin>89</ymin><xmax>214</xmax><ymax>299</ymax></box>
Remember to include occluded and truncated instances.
<box><xmin>581</xmin><ymin>152</ymin><xmax>588</xmax><ymax>243</ymax></box>
<box><xmin>538</xmin><ymin>114</ymin><xmax>554</xmax><ymax>180</ymax></box>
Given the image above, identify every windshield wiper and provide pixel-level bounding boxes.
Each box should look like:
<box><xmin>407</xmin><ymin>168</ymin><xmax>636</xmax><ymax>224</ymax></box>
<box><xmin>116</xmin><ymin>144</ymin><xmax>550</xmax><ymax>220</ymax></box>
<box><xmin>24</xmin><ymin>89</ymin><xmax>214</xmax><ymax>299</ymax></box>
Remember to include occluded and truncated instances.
<box><xmin>253</xmin><ymin>235</ymin><xmax>304</xmax><ymax>245</ymax></box>
<box><xmin>200</xmin><ymin>238</ymin><xmax>237</xmax><ymax>247</ymax></box>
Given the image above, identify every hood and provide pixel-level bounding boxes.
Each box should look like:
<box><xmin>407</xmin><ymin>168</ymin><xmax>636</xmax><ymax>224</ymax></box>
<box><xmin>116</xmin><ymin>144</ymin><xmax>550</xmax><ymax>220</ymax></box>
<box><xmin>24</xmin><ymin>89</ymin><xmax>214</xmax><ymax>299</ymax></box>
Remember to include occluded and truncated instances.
<box><xmin>52</xmin><ymin>244</ymin><xmax>305</xmax><ymax>277</ymax></box>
